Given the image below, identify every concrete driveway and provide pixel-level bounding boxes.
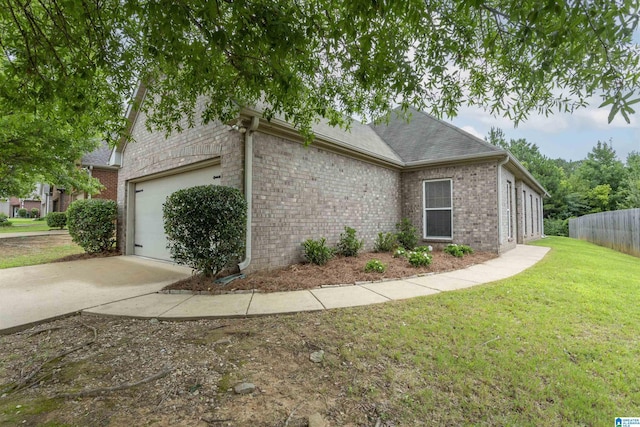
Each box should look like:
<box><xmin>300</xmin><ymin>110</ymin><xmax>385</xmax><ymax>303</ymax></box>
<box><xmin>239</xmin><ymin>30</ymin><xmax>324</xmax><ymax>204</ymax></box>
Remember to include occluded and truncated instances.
<box><xmin>0</xmin><ymin>256</ymin><xmax>191</xmax><ymax>334</ymax></box>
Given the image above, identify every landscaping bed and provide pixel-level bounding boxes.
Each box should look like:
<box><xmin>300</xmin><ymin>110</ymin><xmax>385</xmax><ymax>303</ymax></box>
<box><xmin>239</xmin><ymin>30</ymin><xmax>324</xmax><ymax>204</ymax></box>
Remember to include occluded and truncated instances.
<box><xmin>163</xmin><ymin>250</ymin><xmax>496</xmax><ymax>294</ymax></box>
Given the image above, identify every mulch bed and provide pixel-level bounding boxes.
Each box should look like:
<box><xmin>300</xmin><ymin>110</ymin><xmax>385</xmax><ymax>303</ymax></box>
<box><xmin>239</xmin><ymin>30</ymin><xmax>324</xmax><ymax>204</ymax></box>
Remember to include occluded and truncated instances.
<box><xmin>52</xmin><ymin>250</ymin><xmax>120</xmax><ymax>263</ymax></box>
<box><xmin>163</xmin><ymin>250</ymin><xmax>496</xmax><ymax>294</ymax></box>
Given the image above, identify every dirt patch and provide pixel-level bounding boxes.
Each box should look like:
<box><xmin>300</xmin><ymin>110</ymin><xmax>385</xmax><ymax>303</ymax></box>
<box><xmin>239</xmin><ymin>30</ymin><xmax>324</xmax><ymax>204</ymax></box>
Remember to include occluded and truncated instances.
<box><xmin>0</xmin><ymin>234</ymin><xmax>74</xmax><ymax>257</ymax></box>
<box><xmin>164</xmin><ymin>250</ymin><xmax>496</xmax><ymax>294</ymax></box>
<box><xmin>51</xmin><ymin>250</ymin><xmax>120</xmax><ymax>263</ymax></box>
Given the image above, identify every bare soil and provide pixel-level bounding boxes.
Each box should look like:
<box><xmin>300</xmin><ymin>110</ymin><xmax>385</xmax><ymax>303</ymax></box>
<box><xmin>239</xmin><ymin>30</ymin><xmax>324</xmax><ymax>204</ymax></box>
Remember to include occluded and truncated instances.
<box><xmin>164</xmin><ymin>250</ymin><xmax>497</xmax><ymax>294</ymax></box>
<box><xmin>0</xmin><ymin>234</ymin><xmax>74</xmax><ymax>256</ymax></box>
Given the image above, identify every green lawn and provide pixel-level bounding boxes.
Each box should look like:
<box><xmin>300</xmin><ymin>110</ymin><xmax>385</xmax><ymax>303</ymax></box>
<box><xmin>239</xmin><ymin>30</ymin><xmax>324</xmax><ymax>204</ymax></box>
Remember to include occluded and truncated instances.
<box><xmin>0</xmin><ymin>244</ymin><xmax>83</xmax><ymax>269</ymax></box>
<box><xmin>318</xmin><ymin>237</ymin><xmax>640</xmax><ymax>425</ymax></box>
<box><xmin>0</xmin><ymin>218</ymin><xmax>58</xmax><ymax>233</ymax></box>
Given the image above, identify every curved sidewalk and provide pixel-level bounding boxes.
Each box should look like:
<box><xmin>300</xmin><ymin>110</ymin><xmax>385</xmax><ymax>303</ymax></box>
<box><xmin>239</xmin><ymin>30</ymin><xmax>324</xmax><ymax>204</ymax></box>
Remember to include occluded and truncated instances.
<box><xmin>83</xmin><ymin>245</ymin><xmax>550</xmax><ymax>320</ymax></box>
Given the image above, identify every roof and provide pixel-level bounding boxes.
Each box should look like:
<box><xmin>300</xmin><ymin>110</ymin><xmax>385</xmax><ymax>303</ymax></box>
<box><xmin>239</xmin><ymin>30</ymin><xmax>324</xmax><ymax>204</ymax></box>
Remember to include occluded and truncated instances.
<box><xmin>369</xmin><ymin>106</ymin><xmax>503</xmax><ymax>163</ymax></box>
<box><xmin>82</xmin><ymin>141</ymin><xmax>112</xmax><ymax>166</ymax></box>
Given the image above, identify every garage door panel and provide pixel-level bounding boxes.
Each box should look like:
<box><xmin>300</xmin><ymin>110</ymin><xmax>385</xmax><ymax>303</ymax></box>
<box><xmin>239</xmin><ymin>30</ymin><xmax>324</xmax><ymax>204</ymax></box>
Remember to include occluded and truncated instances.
<box><xmin>133</xmin><ymin>165</ymin><xmax>220</xmax><ymax>261</ymax></box>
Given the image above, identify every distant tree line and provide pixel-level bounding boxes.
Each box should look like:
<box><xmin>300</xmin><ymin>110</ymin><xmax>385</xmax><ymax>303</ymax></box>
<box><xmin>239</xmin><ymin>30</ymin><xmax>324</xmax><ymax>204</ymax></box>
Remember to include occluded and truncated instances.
<box><xmin>487</xmin><ymin>128</ymin><xmax>640</xmax><ymax>236</ymax></box>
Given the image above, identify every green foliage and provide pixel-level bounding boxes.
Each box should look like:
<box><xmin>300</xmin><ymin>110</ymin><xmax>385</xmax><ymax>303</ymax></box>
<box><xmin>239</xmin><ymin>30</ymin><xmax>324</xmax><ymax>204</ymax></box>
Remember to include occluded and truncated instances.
<box><xmin>414</xmin><ymin>245</ymin><xmax>433</xmax><ymax>254</ymax></box>
<box><xmin>46</xmin><ymin>212</ymin><xmax>67</xmax><ymax>229</ymax></box>
<box><xmin>302</xmin><ymin>238</ymin><xmax>335</xmax><ymax>266</ymax></box>
<box><xmin>444</xmin><ymin>244</ymin><xmax>474</xmax><ymax>258</ymax></box>
<box><xmin>30</xmin><ymin>208</ymin><xmax>40</xmax><ymax>218</ymax></box>
<box><xmin>337</xmin><ymin>226</ymin><xmax>364</xmax><ymax>257</ymax></box>
<box><xmin>374</xmin><ymin>232</ymin><xmax>397</xmax><ymax>253</ymax></box>
<box><xmin>407</xmin><ymin>251</ymin><xmax>432</xmax><ymax>267</ymax></box>
<box><xmin>393</xmin><ymin>248</ymin><xmax>407</xmax><ymax>258</ymax></box>
<box><xmin>543</xmin><ymin>218</ymin><xmax>569</xmax><ymax>237</ymax></box>
<box><xmin>364</xmin><ymin>259</ymin><xmax>387</xmax><ymax>273</ymax></box>
<box><xmin>163</xmin><ymin>185</ymin><xmax>247</xmax><ymax>277</ymax></box>
<box><xmin>0</xmin><ymin>212</ymin><xmax>11</xmax><ymax>227</ymax></box>
<box><xmin>1</xmin><ymin>0</ymin><xmax>638</xmax><ymax>157</ymax></box>
<box><xmin>66</xmin><ymin>199</ymin><xmax>117</xmax><ymax>254</ymax></box>
<box><xmin>17</xmin><ymin>208</ymin><xmax>27</xmax><ymax>218</ymax></box>
<box><xmin>395</xmin><ymin>219</ymin><xmax>418</xmax><ymax>250</ymax></box>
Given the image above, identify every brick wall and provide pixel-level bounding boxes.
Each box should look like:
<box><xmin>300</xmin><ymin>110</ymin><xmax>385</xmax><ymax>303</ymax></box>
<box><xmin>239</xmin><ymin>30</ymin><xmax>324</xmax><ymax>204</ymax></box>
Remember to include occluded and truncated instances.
<box><xmin>116</xmin><ymin>108</ymin><xmax>243</xmax><ymax>251</ymax></box>
<box><xmin>91</xmin><ymin>168</ymin><xmax>118</xmax><ymax>200</ymax></box>
<box><xmin>250</xmin><ymin>132</ymin><xmax>402</xmax><ymax>271</ymax></box>
<box><xmin>401</xmin><ymin>161</ymin><xmax>500</xmax><ymax>252</ymax></box>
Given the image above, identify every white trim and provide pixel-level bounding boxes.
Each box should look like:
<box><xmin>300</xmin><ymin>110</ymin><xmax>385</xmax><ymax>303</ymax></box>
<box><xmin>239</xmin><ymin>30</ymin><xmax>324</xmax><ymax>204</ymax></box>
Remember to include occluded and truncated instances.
<box><xmin>422</xmin><ymin>178</ymin><xmax>453</xmax><ymax>240</ymax></box>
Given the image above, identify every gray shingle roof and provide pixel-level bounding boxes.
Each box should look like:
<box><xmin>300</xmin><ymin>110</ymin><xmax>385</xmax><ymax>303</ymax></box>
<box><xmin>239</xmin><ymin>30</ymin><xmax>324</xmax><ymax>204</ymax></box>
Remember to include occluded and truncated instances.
<box><xmin>369</xmin><ymin>106</ymin><xmax>503</xmax><ymax>163</ymax></box>
<box><xmin>82</xmin><ymin>141</ymin><xmax>112</xmax><ymax>166</ymax></box>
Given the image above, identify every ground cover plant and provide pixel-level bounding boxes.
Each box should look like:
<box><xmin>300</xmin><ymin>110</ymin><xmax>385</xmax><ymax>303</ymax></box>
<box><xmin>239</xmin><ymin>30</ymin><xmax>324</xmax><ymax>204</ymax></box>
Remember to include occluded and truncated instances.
<box><xmin>1</xmin><ymin>237</ymin><xmax>639</xmax><ymax>426</ymax></box>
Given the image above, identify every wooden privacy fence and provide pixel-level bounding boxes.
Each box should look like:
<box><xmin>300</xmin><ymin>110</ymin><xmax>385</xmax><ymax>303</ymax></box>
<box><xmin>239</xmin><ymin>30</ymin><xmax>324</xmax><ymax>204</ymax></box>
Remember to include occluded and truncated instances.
<box><xmin>569</xmin><ymin>208</ymin><xmax>640</xmax><ymax>257</ymax></box>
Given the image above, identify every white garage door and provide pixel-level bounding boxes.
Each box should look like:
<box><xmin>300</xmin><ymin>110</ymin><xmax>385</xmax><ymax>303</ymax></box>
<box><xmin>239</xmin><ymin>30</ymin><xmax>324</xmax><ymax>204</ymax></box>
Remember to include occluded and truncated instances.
<box><xmin>133</xmin><ymin>165</ymin><xmax>221</xmax><ymax>261</ymax></box>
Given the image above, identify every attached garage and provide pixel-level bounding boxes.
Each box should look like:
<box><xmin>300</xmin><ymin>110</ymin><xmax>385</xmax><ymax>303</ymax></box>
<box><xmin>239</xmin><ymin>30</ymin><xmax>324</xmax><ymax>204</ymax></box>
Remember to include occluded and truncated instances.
<box><xmin>130</xmin><ymin>163</ymin><xmax>221</xmax><ymax>261</ymax></box>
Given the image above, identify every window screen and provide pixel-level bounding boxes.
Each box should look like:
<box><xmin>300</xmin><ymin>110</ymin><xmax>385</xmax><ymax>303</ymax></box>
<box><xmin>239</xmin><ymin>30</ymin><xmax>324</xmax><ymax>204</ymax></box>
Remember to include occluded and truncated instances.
<box><xmin>424</xmin><ymin>180</ymin><xmax>452</xmax><ymax>239</ymax></box>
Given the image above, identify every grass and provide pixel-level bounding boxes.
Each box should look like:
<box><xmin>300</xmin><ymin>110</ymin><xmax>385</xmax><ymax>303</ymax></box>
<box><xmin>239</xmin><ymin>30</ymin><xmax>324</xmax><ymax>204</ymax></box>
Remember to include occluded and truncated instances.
<box><xmin>314</xmin><ymin>237</ymin><xmax>640</xmax><ymax>425</ymax></box>
<box><xmin>0</xmin><ymin>218</ymin><xmax>58</xmax><ymax>233</ymax></box>
<box><xmin>0</xmin><ymin>237</ymin><xmax>83</xmax><ymax>269</ymax></box>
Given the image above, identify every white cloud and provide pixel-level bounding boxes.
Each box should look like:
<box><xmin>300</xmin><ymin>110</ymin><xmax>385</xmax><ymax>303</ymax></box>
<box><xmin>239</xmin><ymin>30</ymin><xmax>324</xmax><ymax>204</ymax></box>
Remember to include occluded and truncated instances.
<box><xmin>459</xmin><ymin>125</ymin><xmax>484</xmax><ymax>139</ymax></box>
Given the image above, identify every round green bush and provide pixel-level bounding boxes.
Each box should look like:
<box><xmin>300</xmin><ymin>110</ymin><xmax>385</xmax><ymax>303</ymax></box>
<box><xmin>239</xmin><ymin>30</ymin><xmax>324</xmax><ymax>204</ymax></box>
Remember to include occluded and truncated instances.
<box><xmin>67</xmin><ymin>199</ymin><xmax>117</xmax><ymax>253</ymax></box>
<box><xmin>302</xmin><ymin>237</ymin><xmax>335</xmax><ymax>266</ymax></box>
<box><xmin>364</xmin><ymin>259</ymin><xmax>386</xmax><ymax>273</ymax></box>
<box><xmin>17</xmin><ymin>208</ymin><xmax>28</xmax><ymax>218</ymax></box>
<box><xmin>0</xmin><ymin>212</ymin><xmax>11</xmax><ymax>227</ymax></box>
<box><xmin>408</xmin><ymin>250</ymin><xmax>432</xmax><ymax>267</ymax></box>
<box><xmin>337</xmin><ymin>226</ymin><xmax>364</xmax><ymax>257</ymax></box>
<box><xmin>46</xmin><ymin>212</ymin><xmax>67</xmax><ymax>229</ymax></box>
<box><xmin>163</xmin><ymin>185</ymin><xmax>247</xmax><ymax>277</ymax></box>
<box><xmin>30</xmin><ymin>208</ymin><xmax>40</xmax><ymax>218</ymax></box>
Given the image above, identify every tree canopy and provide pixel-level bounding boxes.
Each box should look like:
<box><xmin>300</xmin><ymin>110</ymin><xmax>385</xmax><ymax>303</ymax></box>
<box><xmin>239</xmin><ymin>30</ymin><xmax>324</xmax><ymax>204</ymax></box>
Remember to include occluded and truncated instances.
<box><xmin>1</xmin><ymin>0</ymin><xmax>639</xmax><ymax>194</ymax></box>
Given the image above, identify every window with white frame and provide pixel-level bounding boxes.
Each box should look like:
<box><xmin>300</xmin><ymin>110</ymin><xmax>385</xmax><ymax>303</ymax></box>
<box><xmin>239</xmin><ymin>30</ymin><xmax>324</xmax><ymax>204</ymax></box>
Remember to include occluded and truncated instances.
<box><xmin>423</xmin><ymin>179</ymin><xmax>453</xmax><ymax>239</ymax></box>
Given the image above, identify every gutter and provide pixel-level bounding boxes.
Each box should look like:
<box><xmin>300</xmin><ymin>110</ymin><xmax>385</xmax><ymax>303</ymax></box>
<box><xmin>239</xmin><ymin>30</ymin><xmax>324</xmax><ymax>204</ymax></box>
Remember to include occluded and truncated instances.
<box><xmin>238</xmin><ymin>116</ymin><xmax>260</xmax><ymax>272</ymax></box>
<box><xmin>497</xmin><ymin>155</ymin><xmax>510</xmax><ymax>250</ymax></box>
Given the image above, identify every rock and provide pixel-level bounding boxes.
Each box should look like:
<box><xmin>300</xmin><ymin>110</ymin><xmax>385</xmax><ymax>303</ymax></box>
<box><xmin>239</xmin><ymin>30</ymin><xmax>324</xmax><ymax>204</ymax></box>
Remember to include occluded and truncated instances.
<box><xmin>149</xmin><ymin>318</ymin><xmax>159</xmax><ymax>324</ymax></box>
<box><xmin>213</xmin><ymin>337</ymin><xmax>232</xmax><ymax>346</ymax></box>
<box><xmin>308</xmin><ymin>412</ymin><xmax>327</xmax><ymax>427</ymax></box>
<box><xmin>233</xmin><ymin>382</ymin><xmax>256</xmax><ymax>394</ymax></box>
<box><xmin>310</xmin><ymin>350</ymin><xmax>324</xmax><ymax>363</ymax></box>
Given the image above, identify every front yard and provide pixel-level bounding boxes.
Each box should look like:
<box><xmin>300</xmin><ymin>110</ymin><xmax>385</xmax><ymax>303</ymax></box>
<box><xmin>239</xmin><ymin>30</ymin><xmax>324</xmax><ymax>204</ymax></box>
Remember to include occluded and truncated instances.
<box><xmin>0</xmin><ymin>218</ymin><xmax>54</xmax><ymax>234</ymax></box>
<box><xmin>0</xmin><ymin>235</ymin><xmax>83</xmax><ymax>269</ymax></box>
<box><xmin>0</xmin><ymin>237</ymin><xmax>639</xmax><ymax>425</ymax></box>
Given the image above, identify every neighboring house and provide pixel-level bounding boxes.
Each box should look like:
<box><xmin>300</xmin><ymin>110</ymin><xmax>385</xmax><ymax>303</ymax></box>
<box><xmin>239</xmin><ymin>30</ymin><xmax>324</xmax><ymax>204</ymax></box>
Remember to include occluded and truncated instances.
<box><xmin>6</xmin><ymin>196</ymin><xmax>41</xmax><ymax>217</ymax></box>
<box><xmin>110</xmin><ymin>86</ymin><xmax>547</xmax><ymax>273</ymax></box>
<box><xmin>40</xmin><ymin>141</ymin><xmax>119</xmax><ymax>215</ymax></box>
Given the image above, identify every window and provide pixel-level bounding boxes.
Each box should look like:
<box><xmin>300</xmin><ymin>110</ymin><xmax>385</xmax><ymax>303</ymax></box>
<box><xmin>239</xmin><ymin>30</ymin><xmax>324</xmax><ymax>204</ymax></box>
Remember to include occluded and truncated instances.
<box><xmin>423</xmin><ymin>179</ymin><xmax>453</xmax><ymax>239</ymax></box>
<box><xmin>523</xmin><ymin>190</ymin><xmax>527</xmax><ymax>235</ymax></box>
<box><xmin>530</xmin><ymin>194</ymin><xmax>534</xmax><ymax>235</ymax></box>
<box><xmin>536</xmin><ymin>197</ymin><xmax>540</xmax><ymax>234</ymax></box>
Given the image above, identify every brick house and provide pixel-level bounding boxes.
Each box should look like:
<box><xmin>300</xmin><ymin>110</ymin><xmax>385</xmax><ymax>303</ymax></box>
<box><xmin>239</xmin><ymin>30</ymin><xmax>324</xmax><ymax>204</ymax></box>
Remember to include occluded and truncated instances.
<box><xmin>42</xmin><ymin>142</ymin><xmax>118</xmax><ymax>215</ymax></box>
<box><xmin>110</xmin><ymin>87</ymin><xmax>546</xmax><ymax>273</ymax></box>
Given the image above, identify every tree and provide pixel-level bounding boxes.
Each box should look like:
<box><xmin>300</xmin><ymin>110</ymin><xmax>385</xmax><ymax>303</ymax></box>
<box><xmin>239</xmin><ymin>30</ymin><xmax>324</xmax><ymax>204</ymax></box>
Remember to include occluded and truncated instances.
<box><xmin>623</xmin><ymin>152</ymin><xmax>640</xmax><ymax>208</ymax></box>
<box><xmin>575</xmin><ymin>140</ymin><xmax>627</xmax><ymax>210</ymax></box>
<box><xmin>1</xmin><ymin>0</ymin><xmax>638</xmax><ymax>144</ymax></box>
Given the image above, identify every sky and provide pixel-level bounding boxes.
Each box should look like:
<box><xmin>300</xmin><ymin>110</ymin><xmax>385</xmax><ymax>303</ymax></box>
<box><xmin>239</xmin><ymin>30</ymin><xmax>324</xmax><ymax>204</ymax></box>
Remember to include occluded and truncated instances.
<box><xmin>448</xmin><ymin>101</ymin><xmax>640</xmax><ymax>163</ymax></box>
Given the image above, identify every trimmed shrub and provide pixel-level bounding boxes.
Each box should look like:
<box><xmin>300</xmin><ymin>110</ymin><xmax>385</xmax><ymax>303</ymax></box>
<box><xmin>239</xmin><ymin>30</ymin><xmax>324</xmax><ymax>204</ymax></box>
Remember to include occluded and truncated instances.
<box><xmin>17</xmin><ymin>208</ymin><xmax>27</xmax><ymax>218</ymax></box>
<box><xmin>544</xmin><ymin>218</ymin><xmax>569</xmax><ymax>236</ymax></box>
<box><xmin>444</xmin><ymin>243</ymin><xmax>474</xmax><ymax>258</ymax></box>
<box><xmin>374</xmin><ymin>232</ymin><xmax>396</xmax><ymax>252</ymax></box>
<box><xmin>302</xmin><ymin>237</ymin><xmax>335</xmax><ymax>266</ymax></box>
<box><xmin>46</xmin><ymin>212</ymin><xmax>67</xmax><ymax>229</ymax></box>
<box><xmin>395</xmin><ymin>218</ymin><xmax>418</xmax><ymax>250</ymax></box>
<box><xmin>30</xmin><ymin>208</ymin><xmax>40</xmax><ymax>218</ymax></box>
<box><xmin>163</xmin><ymin>185</ymin><xmax>247</xmax><ymax>277</ymax></box>
<box><xmin>67</xmin><ymin>199</ymin><xmax>117</xmax><ymax>253</ymax></box>
<box><xmin>0</xmin><ymin>213</ymin><xmax>11</xmax><ymax>227</ymax></box>
<box><xmin>364</xmin><ymin>259</ymin><xmax>386</xmax><ymax>273</ymax></box>
<box><xmin>337</xmin><ymin>226</ymin><xmax>364</xmax><ymax>257</ymax></box>
<box><xmin>408</xmin><ymin>250</ymin><xmax>432</xmax><ymax>267</ymax></box>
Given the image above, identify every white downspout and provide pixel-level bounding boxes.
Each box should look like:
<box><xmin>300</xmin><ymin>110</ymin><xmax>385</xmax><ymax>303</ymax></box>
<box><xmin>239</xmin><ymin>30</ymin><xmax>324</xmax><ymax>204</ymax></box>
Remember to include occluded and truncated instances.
<box><xmin>238</xmin><ymin>116</ymin><xmax>260</xmax><ymax>272</ymax></box>
<box><xmin>497</xmin><ymin>155</ymin><xmax>510</xmax><ymax>252</ymax></box>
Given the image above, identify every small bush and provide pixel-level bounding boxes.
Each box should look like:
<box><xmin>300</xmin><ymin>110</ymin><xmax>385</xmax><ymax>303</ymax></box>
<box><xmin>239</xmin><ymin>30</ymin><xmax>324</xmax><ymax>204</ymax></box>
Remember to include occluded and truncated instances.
<box><xmin>444</xmin><ymin>243</ymin><xmax>474</xmax><ymax>258</ymax></box>
<box><xmin>396</xmin><ymin>218</ymin><xmax>418</xmax><ymax>250</ymax></box>
<box><xmin>544</xmin><ymin>218</ymin><xmax>569</xmax><ymax>236</ymax></box>
<box><xmin>67</xmin><ymin>199</ymin><xmax>117</xmax><ymax>253</ymax></box>
<box><xmin>164</xmin><ymin>185</ymin><xmax>247</xmax><ymax>277</ymax></box>
<box><xmin>17</xmin><ymin>208</ymin><xmax>27</xmax><ymax>218</ymax></box>
<box><xmin>408</xmin><ymin>251</ymin><xmax>432</xmax><ymax>267</ymax></box>
<box><xmin>364</xmin><ymin>259</ymin><xmax>386</xmax><ymax>273</ymax></box>
<box><xmin>302</xmin><ymin>237</ymin><xmax>335</xmax><ymax>266</ymax></box>
<box><xmin>337</xmin><ymin>226</ymin><xmax>364</xmax><ymax>257</ymax></box>
<box><xmin>30</xmin><ymin>208</ymin><xmax>40</xmax><ymax>218</ymax></box>
<box><xmin>393</xmin><ymin>247</ymin><xmax>407</xmax><ymax>258</ymax></box>
<box><xmin>374</xmin><ymin>232</ymin><xmax>396</xmax><ymax>252</ymax></box>
<box><xmin>0</xmin><ymin>213</ymin><xmax>11</xmax><ymax>227</ymax></box>
<box><xmin>46</xmin><ymin>212</ymin><xmax>67</xmax><ymax>229</ymax></box>
<box><xmin>415</xmin><ymin>245</ymin><xmax>433</xmax><ymax>253</ymax></box>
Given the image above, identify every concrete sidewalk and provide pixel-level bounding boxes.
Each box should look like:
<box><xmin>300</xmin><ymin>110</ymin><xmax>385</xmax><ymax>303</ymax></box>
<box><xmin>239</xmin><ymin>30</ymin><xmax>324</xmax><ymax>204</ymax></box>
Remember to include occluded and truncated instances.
<box><xmin>0</xmin><ymin>256</ymin><xmax>191</xmax><ymax>334</ymax></box>
<box><xmin>0</xmin><ymin>230</ymin><xmax>69</xmax><ymax>239</ymax></box>
<box><xmin>84</xmin><ymin>244</ymin><xmax>550</xmax><ymax>321</ymax></box>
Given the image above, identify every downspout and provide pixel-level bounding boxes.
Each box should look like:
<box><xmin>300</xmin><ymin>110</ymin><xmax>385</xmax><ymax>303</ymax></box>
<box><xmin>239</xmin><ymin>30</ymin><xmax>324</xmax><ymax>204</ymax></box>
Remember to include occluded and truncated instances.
<box><xmin>238</xmin><ymin>116</ymin><xmax>260</xmax><ymax>272</ymax></box>
<box><xmin>497</xmin><ymin>155</ymin><xmax>510</xmax><ymax>252</ymax></box>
